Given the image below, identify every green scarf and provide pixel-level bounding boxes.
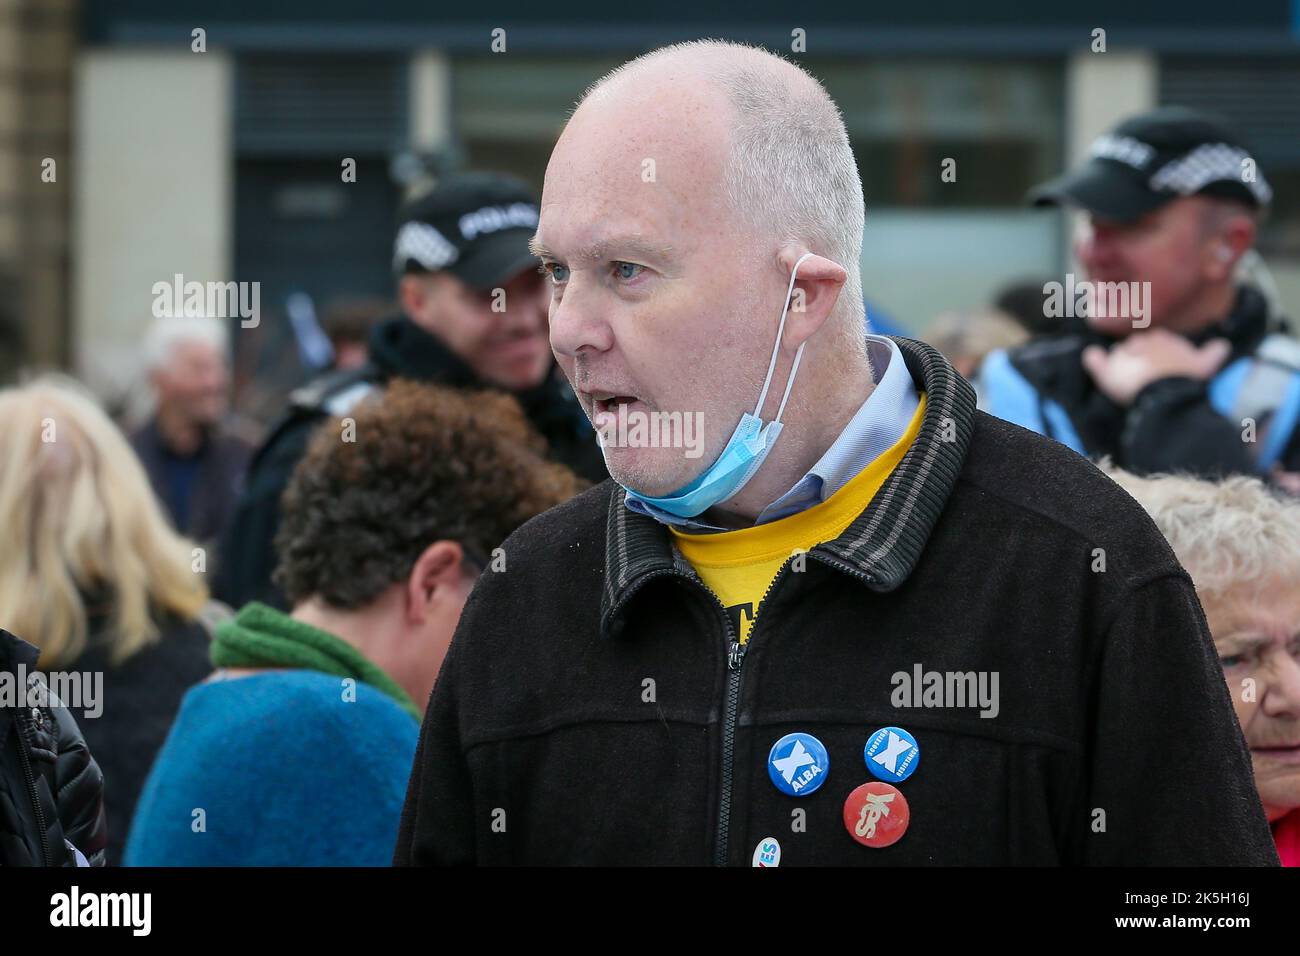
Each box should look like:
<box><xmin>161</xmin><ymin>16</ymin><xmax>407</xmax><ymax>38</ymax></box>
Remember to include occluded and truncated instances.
<box><xmin>210</xmin><ymin>602</ymin><xmax>420</xmax><ymax>722</ymax></box>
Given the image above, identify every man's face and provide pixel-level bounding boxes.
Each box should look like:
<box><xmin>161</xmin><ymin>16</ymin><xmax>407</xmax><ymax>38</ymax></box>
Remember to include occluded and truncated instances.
<box><xmin>153</xmin><ymin>339</ymin><xmax>228</xmax><ymax>426</ymax></box>
<box><xmin>536</xmin><ymin>82</ymin><xmax>781</xmax><ymax>495</ymax></box>
<box><xmin>1072</xmin><ymin>197</ymin><xmax>1223</xmax><ymax>336</ymax></box>
<box><xmin>1204</xmin><ymin>579</ymin><xmax>1300</xmax><ymax>822</ymax></box>
<box><xmin>405</xmin><ymin>267</ymin><xmax>554</xmax><ymax>391</ymax></box>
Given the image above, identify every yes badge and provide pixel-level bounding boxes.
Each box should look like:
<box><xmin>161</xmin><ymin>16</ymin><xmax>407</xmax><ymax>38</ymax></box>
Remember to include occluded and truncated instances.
<box><xmin>767</xmin><ymin>732</ymin><xmax>829</xmax><ymax>797</ymax></box>
<box><xmin>864</xmin><ymin>726</ymin><xmax>919</xmax><ymax>783</ymax></box>
<box><xmin>752</xmin><ymin>838</ymin><xmax>781</xmax><ymax>867</ymax></box>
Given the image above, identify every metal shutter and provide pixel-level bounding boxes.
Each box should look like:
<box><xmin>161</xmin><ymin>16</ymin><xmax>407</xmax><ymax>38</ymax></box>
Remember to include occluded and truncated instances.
<box><xmin>1160</xmin><ymin>59</ymin><xmax>1300</xmax><ymax>167</ymax></box>
<box><xmin>235</xmin><ymin>55</ymin><xmax>407</xmax><ymax>156</ymax></box>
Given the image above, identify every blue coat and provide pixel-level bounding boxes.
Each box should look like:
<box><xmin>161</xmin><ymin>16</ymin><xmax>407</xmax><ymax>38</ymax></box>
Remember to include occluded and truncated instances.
<box><xmin>125</xmin><ymin>669</ymin><xmax>418</xmax><ymax>866</ymax></box>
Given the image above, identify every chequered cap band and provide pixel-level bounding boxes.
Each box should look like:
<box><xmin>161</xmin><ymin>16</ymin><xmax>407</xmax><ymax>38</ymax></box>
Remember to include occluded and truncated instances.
<box><xmin>1148</xmin><ymin>142</ymin><xmax>1273</xmax><ymax>205</ymax></box>
<box><xmin>393</xmin><ymin>221</ymin><xmax>459</xmax><ymax>272</ymax></box>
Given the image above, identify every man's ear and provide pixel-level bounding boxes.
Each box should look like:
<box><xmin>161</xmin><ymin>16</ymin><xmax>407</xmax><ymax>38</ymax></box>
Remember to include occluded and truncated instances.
<box><xmin>398</xmin><ymin>274</ymin><xmax>435</xmax><ymax>324</ymax></box>
<box><xmin>1206</xmin><ymin>211</ymin><xmax>1256</xmax><ymax>282</ymax></box>
<box><xmin>776</xmin><ymin>248</ymin><xmax>848</xmax><ymax>350</ymax></box>
<box><xmin>405</xmin><ymin>540</ymin><xmax>466</xmax><ymax>626</ymax></box>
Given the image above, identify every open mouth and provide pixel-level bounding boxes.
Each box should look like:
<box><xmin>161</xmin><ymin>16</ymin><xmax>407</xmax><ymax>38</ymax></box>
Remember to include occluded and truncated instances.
<box><xmin>589</xmin><ymin>391</ymin><xmax>642</xmax><ymax>417</ymax></box>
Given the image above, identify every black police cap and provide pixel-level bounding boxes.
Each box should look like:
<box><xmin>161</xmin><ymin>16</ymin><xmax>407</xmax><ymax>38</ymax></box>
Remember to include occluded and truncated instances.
<box><xmin>393</xmin><ymin>171</ymin><xmax>541</xmax><ymax>290</ymax></box>
<box><xmin>1028</xmin><ymin>106</ymin><xmax>1271</xmax><ymax>222</ymax></box>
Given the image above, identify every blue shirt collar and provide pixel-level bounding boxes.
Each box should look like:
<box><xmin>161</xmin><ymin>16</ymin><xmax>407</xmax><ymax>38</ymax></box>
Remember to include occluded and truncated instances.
<box><xmin>624</xmin><ymin>335</ymin><xmax>921</xmax><ymax>532</ymax></box>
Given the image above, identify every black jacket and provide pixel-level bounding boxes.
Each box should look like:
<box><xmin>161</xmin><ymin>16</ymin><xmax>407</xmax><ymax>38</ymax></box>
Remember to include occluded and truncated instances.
<box><xmin>0</xmin><ymin>630</ymin><xmax>108</xmax><ymax>866</ymax></box>
<box><xmin>982</xmin><ymin>285</ymin><xmax>1300</xmax><ymax>478</ymax></box>
<box><xmin>395</xmin><ymin>336</ymin><xmax>1278</xmax><ymax>866</ymax></box>
<box><xmin>214</xmin><ymin>315</ymin><xmax>607</xmax><ymax>609</ymax></box>
<box><xmin>69</xmin><ymin>608</ymin><xmax>213</xmax><ymax>865</ymax></box>
<box><xmin>129</xmin><ymin>418</ymin><xmax>253</xmax><ymax>575</ymax></box>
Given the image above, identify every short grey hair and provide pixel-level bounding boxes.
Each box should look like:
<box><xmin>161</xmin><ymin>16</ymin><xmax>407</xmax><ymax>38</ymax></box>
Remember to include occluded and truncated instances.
<box><xmin>578</xmin><ymin>40</ymin><xmax>867</xmax><ymax>340</ymax></box>
<box><xmin>143</xmin><ymin>315</ymin><xmax>228</xmax><ymax>373</ymax></box>
<box><xmin>1105</xmin><ymin>465</ymin><xmax>1300</xmax><ymax>604</ymax></box>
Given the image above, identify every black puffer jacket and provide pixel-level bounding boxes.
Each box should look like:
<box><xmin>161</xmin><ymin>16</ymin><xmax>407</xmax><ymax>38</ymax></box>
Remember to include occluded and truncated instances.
<box><xmin>0</xmin><ymin>629</ymin><xmax>108</xmax><ymax>866</ymax></box>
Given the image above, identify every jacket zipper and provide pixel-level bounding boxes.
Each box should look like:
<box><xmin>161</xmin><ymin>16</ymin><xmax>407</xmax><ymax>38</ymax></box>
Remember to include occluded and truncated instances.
<box><xmin>712</xmin><ymin>605</ymin><xmax>743</xmax><ymax>866</ymax></box>
<box><xmin>712</xmin><ymin>557</ymin><xmax>800</xmax><ymax>867</ymax></box>
<box><xmin>15</xmin><ymin>713</ymin><xmax>53</xmax><ymax>866</ymax></box>
<box><xmin>613</xmin><ymin>552</ymin><xmax>864</xmax><ymax>866</ymax></box>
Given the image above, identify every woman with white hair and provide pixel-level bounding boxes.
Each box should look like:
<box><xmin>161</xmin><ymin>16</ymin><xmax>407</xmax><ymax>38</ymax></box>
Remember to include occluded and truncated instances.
<box><xmin>1109</xmin><ymin>466</ymin><xmax>1300</xmax><ymax>865</ymax></box>
<box><xmin>0</xmin><ymin>377</ymin><xmax>214</xmax><ymax>864</ymax></box>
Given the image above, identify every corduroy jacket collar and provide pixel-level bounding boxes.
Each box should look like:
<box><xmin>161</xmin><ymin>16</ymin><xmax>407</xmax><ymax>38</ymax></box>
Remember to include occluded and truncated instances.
<box><xmin>599</xmin><ymin>336</ymin><xmax>976</xmax><ymax>639</ymax></box>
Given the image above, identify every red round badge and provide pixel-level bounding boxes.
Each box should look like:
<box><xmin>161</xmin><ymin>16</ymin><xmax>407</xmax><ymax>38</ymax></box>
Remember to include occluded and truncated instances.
<box><xmin>843</xmin><ymin>781</ymin><xmax>910</xmax><ymax>848</ymax></box>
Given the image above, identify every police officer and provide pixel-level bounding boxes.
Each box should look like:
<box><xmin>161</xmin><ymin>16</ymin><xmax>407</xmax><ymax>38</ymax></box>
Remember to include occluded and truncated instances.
<box><xmin>216</xmin><ymin>172</ymin><xmax>607</xmax><ymax>609</ymax></box>
<box><xmin>977</xmin><ymin>107</ymin><xmax>1300</xmax><ymax>487</ymax></box>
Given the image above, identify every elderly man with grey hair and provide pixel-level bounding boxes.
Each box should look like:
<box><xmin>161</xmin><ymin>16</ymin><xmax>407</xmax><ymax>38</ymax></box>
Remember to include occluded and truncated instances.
<box><xmin>130</xmin><ymin>314</ymin><xmax>252</xmax><ymax>573</ymax></box>
<box><xmin>395</xmin><ymin>41</ymin><xmax>1277</xmax><ymax>866</ymax></box>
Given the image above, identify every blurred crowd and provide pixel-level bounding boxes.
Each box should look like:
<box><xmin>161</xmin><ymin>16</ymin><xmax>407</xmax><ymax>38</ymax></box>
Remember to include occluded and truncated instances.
<box><xmin>2</xmin><ymin>92</ymin><xmax>1298</xmax><ymax>867</ymax></box>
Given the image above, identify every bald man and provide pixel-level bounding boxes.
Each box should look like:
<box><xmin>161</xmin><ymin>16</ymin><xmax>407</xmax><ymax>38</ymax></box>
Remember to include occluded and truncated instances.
<box><xmin>395</xmin><ymin>41</ymin><xmax>1277</xmax><ymax>866</ymax></box>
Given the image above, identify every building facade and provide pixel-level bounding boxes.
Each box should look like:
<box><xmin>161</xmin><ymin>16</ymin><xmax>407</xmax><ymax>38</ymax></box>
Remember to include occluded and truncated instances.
<box><xmin>4</xmin><ymin>1</ymin><xmax>1295</xmax><ymax>410</ymax></box>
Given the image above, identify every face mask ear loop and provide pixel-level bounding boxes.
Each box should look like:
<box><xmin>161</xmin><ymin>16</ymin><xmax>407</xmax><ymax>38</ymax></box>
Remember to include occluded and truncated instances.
<box><xmin>754</xmin><ymin>251</ymin><xmax>816</xmax><ymax>422</ymax></box>
<box><xmin>773</xmin><ymin>341</ymin><xmax>807</xmax><ymax>426</ymax></box>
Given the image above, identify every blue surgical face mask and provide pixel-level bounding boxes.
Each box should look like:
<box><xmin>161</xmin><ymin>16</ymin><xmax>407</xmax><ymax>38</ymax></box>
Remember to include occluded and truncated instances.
<box><xmin>622</xmin><ymin>252</ymin><xmax>816</xmax><ymax>518</ymax></box>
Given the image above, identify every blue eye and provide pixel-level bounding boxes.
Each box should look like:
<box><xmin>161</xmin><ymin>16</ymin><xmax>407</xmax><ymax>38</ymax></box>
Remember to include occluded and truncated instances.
<box><xmin>1220</xmin><ymin>654</ymin><xmax>1247</xmax><ymax>669</ymax></box>
<box><xmin>615</xmin><ymin>262</ymin><xmax>643</xmax><ymax>281</ymax></box>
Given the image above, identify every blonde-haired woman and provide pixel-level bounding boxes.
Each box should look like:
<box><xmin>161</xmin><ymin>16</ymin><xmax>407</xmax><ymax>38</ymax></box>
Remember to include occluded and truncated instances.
<box><xmin>0</xmin><ymin>377</ymin><xmax>214</xmax><ymax>864</ymax></box>
<box><xmin>1109</xmin><ymin>466</ymin><xmax>1300</xmax><ymax>865</ymax></box>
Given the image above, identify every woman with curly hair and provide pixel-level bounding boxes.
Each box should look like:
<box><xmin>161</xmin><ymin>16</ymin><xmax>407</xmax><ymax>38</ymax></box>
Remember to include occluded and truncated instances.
<box><xmin>125</xmin><ymin>380</ymin><xmax>582</xmax><ymax>866</ymax></box>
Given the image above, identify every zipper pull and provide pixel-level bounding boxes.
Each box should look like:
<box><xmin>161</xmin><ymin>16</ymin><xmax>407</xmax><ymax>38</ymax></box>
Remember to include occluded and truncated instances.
<box><xmin>728</xmin><ymin>640</ymin><xmax>747</xmax><ymax>670</ymax></box>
